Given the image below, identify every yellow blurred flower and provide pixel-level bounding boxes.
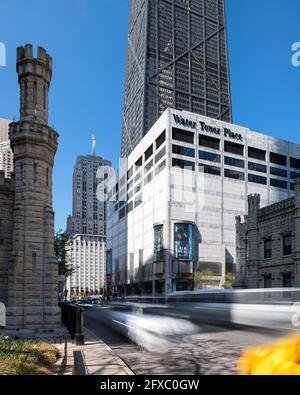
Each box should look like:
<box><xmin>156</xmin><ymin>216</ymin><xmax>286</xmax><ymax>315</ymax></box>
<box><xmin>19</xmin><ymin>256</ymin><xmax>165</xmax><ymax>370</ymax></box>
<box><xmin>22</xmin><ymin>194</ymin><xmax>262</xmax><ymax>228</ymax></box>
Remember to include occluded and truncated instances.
<box><xmin>238</xmin><ymin>334</ymin><xmax>300</xmax><ymax>375</ymax></box>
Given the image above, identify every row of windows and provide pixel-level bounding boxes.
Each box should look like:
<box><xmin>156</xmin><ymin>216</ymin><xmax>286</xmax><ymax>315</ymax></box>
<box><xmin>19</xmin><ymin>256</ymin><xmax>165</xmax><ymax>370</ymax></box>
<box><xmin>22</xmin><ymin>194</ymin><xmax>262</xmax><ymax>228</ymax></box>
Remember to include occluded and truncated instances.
<box><xmin>173</xmin><ymin>127</ymin><xmax>300</xmax><ymax>169</ymax></box>
<box><xmin>264</xmin><ymin>235</ymin><xmax>292</xmax><ymax>259</ymax></box>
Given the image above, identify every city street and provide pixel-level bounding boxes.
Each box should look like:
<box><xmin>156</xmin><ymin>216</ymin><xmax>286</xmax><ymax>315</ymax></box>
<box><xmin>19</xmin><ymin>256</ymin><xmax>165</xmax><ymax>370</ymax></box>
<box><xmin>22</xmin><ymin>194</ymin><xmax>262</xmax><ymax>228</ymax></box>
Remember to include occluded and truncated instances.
<box><xmin>83</xmin><ymin>305</ymin><xmax>284</xmax><ymax>375</ymax></box>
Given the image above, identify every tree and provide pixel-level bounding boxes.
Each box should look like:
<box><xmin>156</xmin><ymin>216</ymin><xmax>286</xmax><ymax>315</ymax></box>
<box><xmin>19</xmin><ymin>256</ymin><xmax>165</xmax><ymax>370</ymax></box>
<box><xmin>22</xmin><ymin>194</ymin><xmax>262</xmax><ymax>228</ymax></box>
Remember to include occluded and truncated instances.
<box><xmin>54</xmin><ymin>231</ymin><xmax>75</xmax><ymax>300</ymax></box>
<box><xmin>224</xmin><ymin>272</ymin><xmax>234</xmax><ymax>289</ymax></box>
<box><xmin>194</xmin><ymin>269</ymin><xmax>220</xmax><ymax>289</ymax></box>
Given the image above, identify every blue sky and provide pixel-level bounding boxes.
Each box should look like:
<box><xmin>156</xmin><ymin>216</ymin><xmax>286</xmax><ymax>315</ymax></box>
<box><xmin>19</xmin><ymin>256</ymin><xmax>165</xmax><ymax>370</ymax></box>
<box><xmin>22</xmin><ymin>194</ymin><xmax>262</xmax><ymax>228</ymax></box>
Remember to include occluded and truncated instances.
<box><xmin>0</xmin><ymin>0</ymin><xmax>299</xmax><ymax>232</ymax></box>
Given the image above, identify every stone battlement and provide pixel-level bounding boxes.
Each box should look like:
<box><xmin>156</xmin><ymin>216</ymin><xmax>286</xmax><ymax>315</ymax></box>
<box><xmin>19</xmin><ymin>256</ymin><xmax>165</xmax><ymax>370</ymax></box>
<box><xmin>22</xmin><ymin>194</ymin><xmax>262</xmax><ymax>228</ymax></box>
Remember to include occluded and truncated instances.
<box><xmin>17</xmin><ymin>44</ymin><xmax>52</xmax><ymax>74</ymax></box>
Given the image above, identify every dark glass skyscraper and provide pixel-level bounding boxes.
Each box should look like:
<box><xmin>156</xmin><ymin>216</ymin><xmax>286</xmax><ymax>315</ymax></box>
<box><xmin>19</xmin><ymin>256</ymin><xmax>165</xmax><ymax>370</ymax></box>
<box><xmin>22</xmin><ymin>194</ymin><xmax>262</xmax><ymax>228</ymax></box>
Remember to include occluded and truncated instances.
<box><xmin>121</xmin><ymin>0</ymin><xmax>232</xmax><ymax>158</ymax></box>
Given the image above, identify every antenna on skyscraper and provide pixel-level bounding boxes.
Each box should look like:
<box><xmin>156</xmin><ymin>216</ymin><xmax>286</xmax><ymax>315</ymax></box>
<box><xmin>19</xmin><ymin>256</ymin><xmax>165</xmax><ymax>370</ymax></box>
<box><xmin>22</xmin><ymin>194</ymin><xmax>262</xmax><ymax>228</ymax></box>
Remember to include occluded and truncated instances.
<box><xmin>92</xmin><ymin>134</ymin><xmax>96</xmax><ymax>156</ymax></box>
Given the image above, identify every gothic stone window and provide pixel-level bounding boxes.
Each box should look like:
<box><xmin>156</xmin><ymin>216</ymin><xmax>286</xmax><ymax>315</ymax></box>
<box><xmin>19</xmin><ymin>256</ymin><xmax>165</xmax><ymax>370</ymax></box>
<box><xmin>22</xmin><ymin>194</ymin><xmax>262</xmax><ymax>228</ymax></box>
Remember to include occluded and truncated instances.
<box><xmin>283</xmin><ymin>235</ymin><xmax>292</xmax><ymax>256</ymax></box>
<box><xmin>264</xmin><ymin>239</ymin><xmax>272</xmax><ymax>259</ymax></box>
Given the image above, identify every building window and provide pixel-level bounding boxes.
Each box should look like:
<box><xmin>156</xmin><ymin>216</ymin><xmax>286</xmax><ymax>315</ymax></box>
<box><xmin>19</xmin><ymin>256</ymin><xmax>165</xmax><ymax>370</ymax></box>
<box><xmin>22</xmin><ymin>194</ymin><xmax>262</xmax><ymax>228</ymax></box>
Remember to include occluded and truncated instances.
<box><xmin>172</xmin><ymin>158</ymin><xmax>195</xmax><ymax>171</ymax></box>
<box><xmin>119</xmin><ymin>207</ymin><xmax>126</xmax><ymax>220</ymax></box>
<box><xmin>199</xmin><ymin>164</ymin><xmax>221</xmax><ymax>176</ymax></box>
<box><xmin>248</xmin><ymin>147</ymin><xmax>266</xmax><ymax>161</ymax></box>
<box><xmin>33</xmin><ymin>163</ymin><xmax>37</xmax><ymax>184</ymax></box>
<box><xmin>46</xmin><ymin>168</ymin><xmax>49</xmax><ymax>186</ymax></box>
<box><xmin>199</xmin><ymin>150</ymin><xmax>221</xmax><ymax>163</ymax></box>
<box><xmin>264</xmin><ymin>274</ymin><xmax>272</xmax><ymax>289</ymax></box>
<box><xmin>156</xmin><ymin>130</ymin><xmax>166</xmax><ymax>149</ymax></box>
<box><xmin>270</xmin><ymin>152</ymin><xmax>286</xmax><ymax>166</ymax></box>
<box><xmin>290</xmin><ymin>157</ymin><xmax>300</xmax><ymax>170</ymax></box>
<box><xmin>172</xmin><ymin>127</ymin><xmax>194</xmax><ymax>144</ymax></box>
<box><xmin>199</xmin><ymin>135</ymin><xmax>220</xmax><ymax>150</ymax></box>
<box><xmin>224</xmin><ymin>141</ymin><xmax>244</xmax><ymax>156</ymax></box>
<box><xmin>127</xmin><ymin>166</ymin><xmax>133</xmax><ymax>180</ymax></box>
<box><xmin>225</xmin><ymin>156</ymin><xmax>245</xmax><ymax>169</ymax></box>
<box><xmin>270</xmin><ymin>179</ymin><xmax>288</xmax><ymax>190</ymax></box>
<box><xmin>145</xmin><ymin>144</ymin><xmax>153</xmax><ymax>161</ymax></box>
<box><xmin>224</xmin><ymin>168</ymin><xmax>245</xmax><ymax>181</ymax></box>
<box><xmin>248</xmin><ymin>162</ymin><xmax>267</xmax><ymax>173</ymax></box>
<box><xmin>174</xmin><ymin>223</ymin><xmax>195</xmax><ymax>261</ymax></box>
<box><xmin>154</xmin><ymin>225</ymin><xmax>164</xmax><ymax>262</ymax></box>
<box><xmin>264</xmin><ymin>239</ymin><xmax>272</xmax><ymax>259</ymax></box>
<box><xmin>270</xmin><ymin>167</ymin><xmax>287</xmax><ymax>178</ymax></box>
<box><xmin>283</xmin><ymin>235</ymin><xmax>292</xmax><ymax>256</ymax></box>
<box><xmin>172</xmin><ymin>144</ymin><xmax>195</xmax><ymax>158</ymax></box>
<box><xmin>290</xmin><ymin>171</ymin><xmax>300</xmax><ymax>180</ymax></box>
<box><xmin>127</xmin><ymin>201</ymin><xmax>133</xmax><ymax>214</ymax></box>
<box><xmin>248</xmin><ymin>174</ymin><xmax>267</xmax><ymax>185</ymax></box>
<box><xmin>135</xmin><ymin>156</ymin><xmax>142</xmax><ymax>171</ymax></box>
<box><xmin>282</xmin><ymin>273</ymin><xmax>292</xmax><ymax>288</ymax></box>
<box><xmin>155</xmin><ymin>146</ymin><xmax>166</xmax><ymax>163</ymax></box>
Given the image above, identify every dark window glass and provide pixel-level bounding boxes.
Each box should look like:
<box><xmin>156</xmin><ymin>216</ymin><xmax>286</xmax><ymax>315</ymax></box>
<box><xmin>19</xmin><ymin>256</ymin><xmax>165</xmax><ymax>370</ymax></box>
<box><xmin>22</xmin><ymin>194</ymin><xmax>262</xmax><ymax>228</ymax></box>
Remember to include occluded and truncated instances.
<box><xmin>264</xmin><ymin>239</ymin><xmax>272</xmax><ymax>259</ymax></box>
<box><xmin>283</xmin><ymin>235</ymin><xmax>292</xmax><ymax>256</ymax></box>
<box><xmin>248</xmin><ymin>174</ymin><xmax>267</xmax><ymax>185</ymax></box>
<box><xmin>270</xmin><ymin>167</ymin><xmax>287</xmax><ymax>178</ymax></box>
<box><xmin>145</xmin><ymin>145</ymin><xmax>153</xmax><ymax>161</ymax></box>
<box><xmin>154</xmin><ymin>225</ymin><xmax>164</xmax><ymax>262</ymax></box>
<box><xmin>199</xmin><ymin>135</ymin><xmax>220</xmax><ymax>150</ymax></box>
<box><xmin>172</xmin><ymin>158</ymin><xmax>195</xmax><ymax>171</ymax></box>
<box><xmin>270</xmin><ymin>179</ymin><xmax>288</xmax><ymax>189</ymax></box>
<box><xmin>290</xmin><ymin>157</ymin><xmax>300</xmax><ymax>170</ymax></box>
<box><xmin>248</xmin><ymin>147</ymin><xmax>266</xmax><ymax>161</ymax></box>
<box><xmin>199</xmin><ymin>150</ymin><xmax>221</xmax><ymax>163</ymax></box>
<box><xmin>225</xmin><ymin>156</ymin><xmax>245</xmax><ymax>169</ymax></box>
<box><xmin>264</xmin><ymin>274</ymin><xmax>272</xmax><ymax>288</ymax></box>
<box><xmin>156</xmin><ymin>130</ymin><xmax>166</xmax><ymax>149</ymax></box>
<box><xmin>248</xmin><ymin>161</ymin><xmax>267</xmax><ymax>173</ymax></box>
<box><xmin>291</xmin><ymin>183</ymin><xmax>295</xmax><ymax>191</ymax></box>
<box><xmin>224</xmin><ymin>141</ymin><xmax>244</xmax><ymax>156</ymax></box>
<box><xmin>270</xmin><ymin>152</ymin><xmax>286</xmax><ymax>166</ymax></box>
<box><xmin>172</xmin><ymin>127</ymin><xmax>194</xmax><ymax>144</ymax></box>
<box><xmin>199</xmin><ymin>164</ymin><xmax>221</xmax><ymax>176</ymax></box>
<box><xmin>290</xmin><ymin>171</ymin><xmax>300</xmax><ymax>180</ymax></box>
<box><xmin>174</xmin><ymin>223</ymin><xmax>195</xmax><ymax>260</ymax></box>
<box><xmin>224</xmin><ymin>168</ymin><xmax>245</xmax><ymax>181</ymax></box>
<box><xmin>283</xmin><ymin>273</ymin><xmax>292</xmax><ymax>288</ymax></box>
<box><xmin>172</xmin><ymin>144</ymin><xmax>195</xmax><ymax>158</ymax></box>
<box><xmin>135</xmin><ymin>156</ymin><xmax>143</xmax><ymax>169</ymax></box>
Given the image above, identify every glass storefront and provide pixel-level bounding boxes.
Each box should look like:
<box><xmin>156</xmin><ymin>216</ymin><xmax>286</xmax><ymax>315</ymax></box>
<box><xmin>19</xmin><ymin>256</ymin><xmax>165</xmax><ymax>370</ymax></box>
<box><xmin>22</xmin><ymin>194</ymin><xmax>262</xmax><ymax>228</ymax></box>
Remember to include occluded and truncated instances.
<box><xmin>154</xmin><ymin>225</ymin><xmax>164</xmax><ymax>261</ymax></box>
<box><xmin>174</xmin><ymin>223</ymin><xmax>195</xmax><ymax>261</ymax></box>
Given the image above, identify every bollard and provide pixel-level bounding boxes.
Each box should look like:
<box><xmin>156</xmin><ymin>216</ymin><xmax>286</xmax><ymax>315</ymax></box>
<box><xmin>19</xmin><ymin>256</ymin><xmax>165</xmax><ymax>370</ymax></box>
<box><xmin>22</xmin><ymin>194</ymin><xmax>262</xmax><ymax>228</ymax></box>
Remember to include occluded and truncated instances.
<box><xmin>75</xmin><ymin>307</ymin><xmax>85</xmax><ymax>346</ymax></box>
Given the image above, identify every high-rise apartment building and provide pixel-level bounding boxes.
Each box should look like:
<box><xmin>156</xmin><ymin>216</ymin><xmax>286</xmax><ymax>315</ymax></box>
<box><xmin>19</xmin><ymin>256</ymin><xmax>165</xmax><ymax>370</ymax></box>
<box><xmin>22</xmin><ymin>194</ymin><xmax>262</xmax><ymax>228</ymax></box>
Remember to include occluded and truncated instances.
<box><xmin>121</xmin><ymin>0</ymin><xmax>232</xmax><ymax>157</ymax></box>
<box><xmin>0</xmin><ymin>118</ymin><xmax>13</xmax><ymax>178</ymax></box>
<box><xmin>66</xmin><ymin>150</ymin><xmax>111</xmax><ymax>297</ymax></box>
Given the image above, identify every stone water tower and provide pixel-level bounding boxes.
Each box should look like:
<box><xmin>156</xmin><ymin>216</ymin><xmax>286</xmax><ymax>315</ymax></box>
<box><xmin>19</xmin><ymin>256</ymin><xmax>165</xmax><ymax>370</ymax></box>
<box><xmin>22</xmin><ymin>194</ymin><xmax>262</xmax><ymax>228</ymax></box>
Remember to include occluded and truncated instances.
<box><xmin>7</xmin><ymin>44</ymin><xmax>61</xmax><ymax>330</ymax></box>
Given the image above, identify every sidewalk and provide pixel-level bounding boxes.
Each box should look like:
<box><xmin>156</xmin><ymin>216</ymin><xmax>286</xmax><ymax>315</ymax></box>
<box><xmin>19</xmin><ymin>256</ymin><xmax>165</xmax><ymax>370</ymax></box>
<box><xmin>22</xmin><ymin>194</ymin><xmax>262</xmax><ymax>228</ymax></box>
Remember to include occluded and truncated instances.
<box><xmin>55</xmin><ymin>328</ymin><xmax>134</xmax><ymax>375</ymax></box>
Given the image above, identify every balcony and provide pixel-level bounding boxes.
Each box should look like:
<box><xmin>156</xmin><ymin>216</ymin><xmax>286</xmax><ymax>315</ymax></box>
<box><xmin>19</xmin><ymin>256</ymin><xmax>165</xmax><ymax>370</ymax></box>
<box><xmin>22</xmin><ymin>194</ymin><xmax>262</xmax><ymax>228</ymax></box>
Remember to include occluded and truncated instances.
<box><xmin>172</xmin><ymin>261</ymin><xmax>194</xmax><ymax>275</ymax></box>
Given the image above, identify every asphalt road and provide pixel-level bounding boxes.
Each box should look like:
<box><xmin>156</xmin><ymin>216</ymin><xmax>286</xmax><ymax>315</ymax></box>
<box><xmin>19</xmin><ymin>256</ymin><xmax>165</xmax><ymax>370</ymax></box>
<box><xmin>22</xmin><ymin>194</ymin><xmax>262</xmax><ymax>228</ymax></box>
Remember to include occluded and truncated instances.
<box><xmin>83</xmin><ymin>304</ymin><xmax>284</xmax><ymax>375</ymax></box>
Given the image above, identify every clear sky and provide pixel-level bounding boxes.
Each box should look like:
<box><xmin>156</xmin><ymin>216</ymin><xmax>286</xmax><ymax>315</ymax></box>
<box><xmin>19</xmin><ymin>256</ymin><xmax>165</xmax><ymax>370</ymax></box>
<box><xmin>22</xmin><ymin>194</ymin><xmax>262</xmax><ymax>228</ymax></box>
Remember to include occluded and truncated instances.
<box><xmin>0</xmin><ymin>0</ymin><xmax>299</xmax><ymax>232</ymax></box>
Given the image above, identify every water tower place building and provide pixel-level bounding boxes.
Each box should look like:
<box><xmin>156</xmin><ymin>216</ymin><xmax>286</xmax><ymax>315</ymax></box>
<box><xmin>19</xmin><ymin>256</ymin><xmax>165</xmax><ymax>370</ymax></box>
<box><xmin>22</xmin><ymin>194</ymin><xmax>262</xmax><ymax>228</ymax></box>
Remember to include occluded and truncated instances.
<box><xmin>107</xmin><ymin>108</ymin><xmax>300</xmax><ymax>295</ymax></box>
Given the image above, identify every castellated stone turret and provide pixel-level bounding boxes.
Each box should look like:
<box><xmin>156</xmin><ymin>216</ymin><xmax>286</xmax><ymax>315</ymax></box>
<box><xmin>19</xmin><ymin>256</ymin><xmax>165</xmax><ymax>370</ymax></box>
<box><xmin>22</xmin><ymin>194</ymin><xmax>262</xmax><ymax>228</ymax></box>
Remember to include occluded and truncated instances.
<box><xmin>0</xmin><ymin>44</ymin><xmax>61</xmax><ymax>332</ymax></box>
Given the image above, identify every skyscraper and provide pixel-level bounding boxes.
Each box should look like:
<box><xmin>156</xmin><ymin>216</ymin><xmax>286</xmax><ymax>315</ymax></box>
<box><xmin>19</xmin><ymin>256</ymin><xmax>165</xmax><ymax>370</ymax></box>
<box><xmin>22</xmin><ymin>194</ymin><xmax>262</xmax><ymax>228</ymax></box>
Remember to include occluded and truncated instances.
<box><xmin>66</xmin><ymin>143</ymin><xmax>112</xmax><ymax>297</ymax></box>
<box><xmin>121</xmin><ymin>0</ymin><xmax>232</xmax><ymax>158</ymax></box>
<box><xmin>66</xmin><ymin>153</ymin><xmax>111</xmax><ymax>237</ymax></box>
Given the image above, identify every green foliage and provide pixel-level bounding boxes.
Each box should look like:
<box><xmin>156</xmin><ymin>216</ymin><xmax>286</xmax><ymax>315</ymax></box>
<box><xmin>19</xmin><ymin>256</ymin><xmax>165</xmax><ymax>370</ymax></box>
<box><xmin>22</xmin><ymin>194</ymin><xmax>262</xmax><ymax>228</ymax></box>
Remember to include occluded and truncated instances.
<box><xmin>54</xmin><ymin>231</ymin><xmax>74</xmax><ymax>278</ymax></box>
<box><xmin>224</xmin><ymin>272</ymin><xmax>234</xmax><ymax>289</ymax></box>
<box><xmin>194</xmin><ymin>269</ymin><xmax>220</xmax><ymax>289</ymax></box>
